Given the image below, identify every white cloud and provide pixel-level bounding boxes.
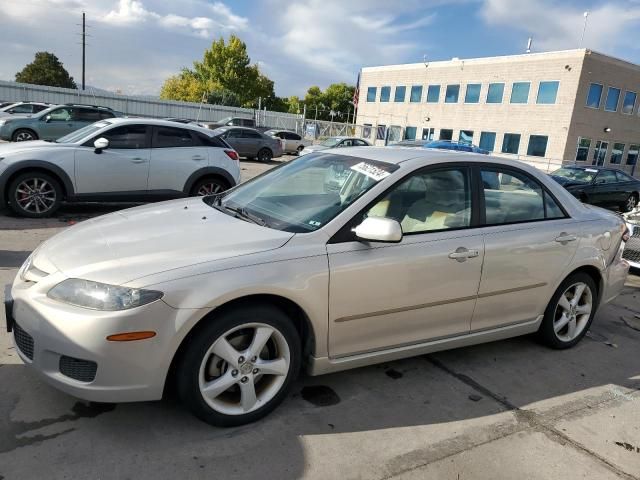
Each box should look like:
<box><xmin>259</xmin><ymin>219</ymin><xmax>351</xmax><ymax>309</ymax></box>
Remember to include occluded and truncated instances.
<box><xmin>481</xmin><ymin>0</ymin><xmax>640</xmax><ymax>53</ymax></box>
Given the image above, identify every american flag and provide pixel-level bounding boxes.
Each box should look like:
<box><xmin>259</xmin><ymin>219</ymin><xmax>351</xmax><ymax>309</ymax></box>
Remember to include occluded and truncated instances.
<box><xmin>352</xmin><ymin>71</ymin><xmax>360</xmax><ymax>107</ymax></box>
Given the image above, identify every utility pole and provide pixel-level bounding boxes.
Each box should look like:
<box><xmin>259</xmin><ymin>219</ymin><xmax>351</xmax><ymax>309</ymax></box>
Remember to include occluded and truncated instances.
<box><xmin>580</xmin><ymin>11</ymin><xmax>589</xmax><ymax>47</ymax></box>
<box><xmin>82</xmin><ymin>12</ymin><xmax>86</xmax><ymax>90</ymax></box>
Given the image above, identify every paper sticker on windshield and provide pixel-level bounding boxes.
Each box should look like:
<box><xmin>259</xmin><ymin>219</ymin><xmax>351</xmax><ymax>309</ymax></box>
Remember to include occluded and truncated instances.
<box><xmin>308</xmin><ymin>220</ymin><xmax>321</xmax><ymax>227</ymax></box>
<box><xmin>586</xmin><ymin>169</ymin><xmax>598</xmax><ymax>172</ymax></box>
<box><xmin>350</xmin><ymin>162</ymin><xmax>391</xmax><ymax>181</ymax></box>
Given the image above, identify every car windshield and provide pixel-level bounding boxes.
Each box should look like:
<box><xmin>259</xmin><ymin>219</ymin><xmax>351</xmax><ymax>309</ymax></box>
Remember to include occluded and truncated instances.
<box><xmin>56</xmin><ymin>121</ymin><xmax>111</xmax><ymax>143</ymax></box>
<box><xmin>320</xmin><ymin>137</ymin><xmax>342</xmax><ymax>147</ymax></box>
<box><xmin>552</xmin><ymin>167</ymin><xmax>597</xmax><ymax>183</ymax></box>
<box><xmin>205</xmin><ymin>153</ymin><xmax>399</xmax><ymax>233</ymax></box>
<box><xmin>216</xmin><ymin>117</ymin><xmax>232</xmax><ymax>125</ymax></box>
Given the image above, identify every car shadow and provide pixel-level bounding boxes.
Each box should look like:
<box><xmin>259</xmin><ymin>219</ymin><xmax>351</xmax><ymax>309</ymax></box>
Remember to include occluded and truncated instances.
<box><xmin>0</xmin><ymin>285</ymin><xmax>639</xmax><ymax>478</ymax></box>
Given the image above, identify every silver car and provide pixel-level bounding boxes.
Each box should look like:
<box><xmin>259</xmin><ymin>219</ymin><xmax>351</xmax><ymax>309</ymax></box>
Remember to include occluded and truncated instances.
<box><xmin>213</xmin><ymin>126</ymin><xmax>283</xmax><ymax>162</ymax></box>
<box><xmin>264</xmin><ymin>129</ymin><xmax>311</xmax><ymax>155</ymax></box>
<box><xmin>299</xmin><ymin>136</ymin><xmax>370</xmax><ymax>156</ymax></box>
<box><xmin>6</xmin><ymin>148</ymin><xmax>630</xmax><ymax>426</ymax></box>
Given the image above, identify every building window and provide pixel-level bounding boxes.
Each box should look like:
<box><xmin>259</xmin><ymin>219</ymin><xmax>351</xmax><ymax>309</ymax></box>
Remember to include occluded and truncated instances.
<box><xmin>380</xmin><ymin>86</ymin><xmax>391</xmax><ymax>102</ymax></box>
<box><xmin>459</xmin><ymin>130</ymin><xmax>474</xmax><ymax>144</ymax></box>
<box><xmin>510</xmin><ymin>82</ymin><xmax>530</xmax><ymax>104</ymax></box>
<box><xmin>394</xmin><ymin>86</ymin><xmax>406</xmax><ymax>102</ymax></box>
<box><xmin>409</xmin><ymin>85</ymin><xmax>423</xmax><ymax>102</ymax></box>
<box><xmin>479</xmin><ymin>132</ymin><xmax>496</xmax><ymax>151</ymax></box>
<box><xmin>363</xmin><ymin>123</ymin><xmax>372</xmax><ymax>139</ymax></box>
<box><xmin>536</xmin><ymin>81</ymin><xmax>559</xmax><ymax>104</ymax></box>
<box><xmin>445</xmin><ymin>85</ymin><xmax>460</xmax><ymax>103</ymax></box>
<box><xmin>464</xmin><ymin>84</ymin><xmax>481</xmax><ymax>103</ymax></box>
<box><xmin>610</xmin><ymin>143</ymin><xmax>625</xmax><ymax>164</ymax></box>
<box><xmin>366</xmin><ymin>87</ymin><xmax>377</xmax><ymax>102</ymax></box>
<box><xmin>575</xmin><ymin>138</ymin><xmax>591</xmax><ymax>161</ymax></box>
<box><xmin>376</xmin><ymin>125</ymin><xmax>386</xmax><ymax>140</ymax></box>
<box><xmin>527</xmin><ymin>135</ymin><xmax>548</xmax><ymax>157</ymax></box>
<box><xmin>586</xmin><ymin>83</ymin><xmax>603</xmax><ymax>108</ymax></box>
<box><xmin>622</xmin><ymin>91</ymin><xmax>636</xmax><ymax>114</ymax></box>
<box><xmin>627</xmin><ymin>145</ymin><xmax>639</xmax><ymax>165</ymax></box>
<box><xmin>404</xmin><ymin>126</ymin><xmax>417</xmax><ymax>140</ymax></box>
<box><xmin>604</xmin><ymin>87</ymin><xmax>621</xmax><ymax>112</ymax></box>
<box><xmin>486</xmin><ymin>83</ymin><xmax>504</xmax><ymax>104</ymax></box>
<box><xmin>440</xmin><ymin>129</ymin><xmax>453</xmax><ymax>140</ymax></box>
<box><xmin>592</xmin><ymin>140</ymin><xmax>609</xmax><ymax>166</ymax></box>
<box><xmin>502</xmin><ymin>133</ymin><xmax>521</xmax><ymax>154</ymax></box>
<box><xmin>426</xmin><ymin>85</ymin><xmax>440</xmax><ymax>103</ymax></box>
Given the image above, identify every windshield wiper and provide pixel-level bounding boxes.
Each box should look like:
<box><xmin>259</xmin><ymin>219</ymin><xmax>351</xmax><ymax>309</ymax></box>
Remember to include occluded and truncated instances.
<box><xmin>212</xmin><ymin>199</ymin><xmax>267</xmax><ymax>226</ymax></box>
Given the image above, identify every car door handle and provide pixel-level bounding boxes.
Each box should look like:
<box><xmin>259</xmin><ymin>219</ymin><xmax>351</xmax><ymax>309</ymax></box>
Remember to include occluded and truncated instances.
<box><xmin>192</xmin><ymin>155</ymin><xmax>205</xmax><ymax>161</ymax></box>
<box><xmin>131</xmin><ymin>158</ymin><xmax>147</xmax><ymax>163</ymax></box>
<box><xmin>555</xmin><ymin>233</ymin><xmax>577</xmax><ymax>243</ymax></box>
<box><xmin>448</xmin><ymin>247</ymin><xmax>479</xmax><ymax>262</ymax></box>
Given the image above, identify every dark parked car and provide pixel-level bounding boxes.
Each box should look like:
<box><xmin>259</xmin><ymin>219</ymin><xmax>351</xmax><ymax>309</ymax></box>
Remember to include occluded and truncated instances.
<box><xmin>212</xmin><ymin>126</ymin><xmax>283</xmax><ymax>162</ymax></box>
<box><xmin>424</xmin><ymin>140</ymin><xmax>489</xmax><ymax>154</ymax></box>
<box><xmin>550</xmin><ymin>166</ymin><xmax>640</xmax><ymax>212</ymax></box>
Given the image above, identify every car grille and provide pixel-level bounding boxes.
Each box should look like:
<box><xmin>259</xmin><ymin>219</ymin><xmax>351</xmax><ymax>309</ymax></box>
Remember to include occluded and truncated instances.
<box><xmin>59</xmin><ymin>355</ymin><xmax>97</xmax><ymax>382</ymax></box>
<box><xmin>13</xmin><ymin>322</ymin><xmax>34</xmax><ymax>360</ymax></box>
<box><xmin>623</xmin><ymin>227</ymin><xmax>640</xmax><ymax>264</ymax></box>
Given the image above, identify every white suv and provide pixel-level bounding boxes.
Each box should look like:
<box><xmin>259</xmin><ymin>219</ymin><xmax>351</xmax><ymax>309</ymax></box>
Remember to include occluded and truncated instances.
<box><xmin>0</xmin><ymin>118</ymin><xmax>241</xmax><ymax>217</ymax></box>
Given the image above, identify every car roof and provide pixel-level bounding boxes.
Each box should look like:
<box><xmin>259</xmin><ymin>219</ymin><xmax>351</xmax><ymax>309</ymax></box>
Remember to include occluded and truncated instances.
<box><xmin>101</xmin><ymin>117</ymin><xmax>217</xmax><ymax>136</ymax></box>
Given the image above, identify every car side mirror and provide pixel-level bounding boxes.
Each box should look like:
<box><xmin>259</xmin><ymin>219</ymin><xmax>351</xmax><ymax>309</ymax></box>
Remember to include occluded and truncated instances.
<box><xmin>44</xmin><ymin>115</ymin><xmax>52</xmax><ymax>123</ymax></box>
<box><xmin>93</xmin><ymin>137</ymin><xmax>109</xmax><ymax>153</ymax></box>
<box><xmin>354</xmin><ymin>217</ymin><xmax>403</xmax><ymax>243</ymax></box>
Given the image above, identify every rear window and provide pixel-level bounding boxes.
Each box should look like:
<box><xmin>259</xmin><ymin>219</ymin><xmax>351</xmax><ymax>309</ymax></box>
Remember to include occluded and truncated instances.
<box><xmin>197</xmin><ymin>133</ymin><xmax>228</xmax><ymax>148</ymax></box>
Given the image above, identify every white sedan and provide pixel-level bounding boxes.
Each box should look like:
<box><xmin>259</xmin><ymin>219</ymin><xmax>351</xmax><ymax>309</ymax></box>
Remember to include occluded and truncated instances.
<box><xmin>0</xmin><ymin>118</ymin><xmax>241</xmax><ymax>217</ymax></box>
<box><xmin>6</xmin><ymin>147</ymin><xmax>630</xmax><ymax>426</ymax></box>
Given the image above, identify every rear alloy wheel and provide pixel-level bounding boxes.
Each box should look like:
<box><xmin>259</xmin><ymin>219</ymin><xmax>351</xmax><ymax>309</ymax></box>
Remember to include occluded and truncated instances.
<box><xmin>257</xmin><ymin>148</ymin><xmax>273</xmax><ymax>163</ymax></box>
<box><xmin>178</xmin><ymin>305</ymin><xmax>301</xmax><ymax>427</ymax></box>
<box><xmin>191</xmin><ymin>177</ymin><xmax>229</xmax><ymax>197</ymax></box>
<box><xmin>622</xmin><ymin>193</ymin><xmax>638</xmax><ymax>213</ymax></box>
<box><xmin>8</xmin><ymin>172</ymin><xmax>62</xmax><ymax>218</ymax></box>
<box><xmin>538</xmin><ymin>273</ymin><xmax>598</xmax><ymax>349</ymax></box>
<box><xmin>12</xmin><ymin>129</ymin><xmax>37</xmax><ymax>142</ymax></box>
<box><xmin>296</xmin><ymin>145</ymin><xmax>304</xmax><ymax>155</ymax></box>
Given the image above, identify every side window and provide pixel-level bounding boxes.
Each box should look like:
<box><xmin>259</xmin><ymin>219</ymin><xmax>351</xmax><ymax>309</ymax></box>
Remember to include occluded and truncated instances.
<box><xmin>340</xmin><ymin>140</ymin><xmax>353</xmax><ymax>147</ymax></box>
<box><xmin>154</xmin><ymin>127</ymin><xmax>195</xmax><ymax>148</ymax></box>
<box><xmin>48</xmin><ymin>107</ymin><xmax>73</xmax><ymax>121</ymax></box>
<box><xmin>355</xmin><ymin>139</ymin><xmax>368</xmax><ymax>146</ymax></box>
<box><xmin>242</xmin><ymin>130</ymin><xmax>262</xmax><ymax>139</ymax></box>
<box><xmin>98</xmin><ymin>110</ymin><xmax>115</xmax><ymax>119</ymax></box>
<box><xmin>482</xmin><ymin>168</ymin><xmax>563</xmax><ymax>224</ymax></box>
<box><xmin>73</xmin><ymin>109</ymin><xmax>102</xmax><ymax>122</ymax></box>
<box><xmin>616</xmin><ymin>171</ymin><xmax>634</xmax><ymax>182</ymax></box>
<box><xmin>33</xmin><ymin>105</ymin><xmax>48</xmax><ymax>113</ymax></box>
<box><xmin>99</xmin><ymin>125</ymin><xmax>148</xmax><ymax>149</ymax></box>
<box><xmin>225</xmin><ymin>129</ymin><xmax>242</xmax><ymax>139</ymax></box>
<box><xmin>595</xmin><ymin>170</ymin><xmax>617</xmax><ymax>184</ymax></box>
<box><xmin>197</xmin><ymin>133</ymin><xmax>227</xmax><ymax>148</ymax></box>
<box><xmin>286</xmin><ymin>132</ymin><xmax>301</xmax><ymax>141</ymax></box>
<box><xmin>9</xmin><ymin>104</ymin><xmax>33</xmax><ymax>113</ymax></box>
<box><xmin>366</xmin><ymin>168</ymin><xmax>471</xmax><ymax>234</ymax></box>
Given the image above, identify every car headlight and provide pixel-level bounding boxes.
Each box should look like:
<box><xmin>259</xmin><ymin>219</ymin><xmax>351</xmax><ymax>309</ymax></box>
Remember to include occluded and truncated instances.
<box><xmin>48</xmin><ymin>278</ymin><xmax>163</xmax><ymax>311</ymax></box>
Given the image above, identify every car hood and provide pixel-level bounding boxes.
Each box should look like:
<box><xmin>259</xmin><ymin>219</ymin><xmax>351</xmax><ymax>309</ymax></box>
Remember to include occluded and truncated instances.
<box><xmin>0</xmin><ymin>140</ymin><xmax>63</xmax><ymax>155</ymax></box>
<box><xmin>32</xmin><ymin>198</ymin><xmax>295</xmax><ymax>285</ymax></box>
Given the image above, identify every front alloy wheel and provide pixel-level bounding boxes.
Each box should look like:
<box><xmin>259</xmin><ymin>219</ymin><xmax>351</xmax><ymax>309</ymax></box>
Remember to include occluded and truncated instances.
<box><xmin>623</xmin><ymin>194</ymin><xmax>638</xmax><ymax>213</ymax></box>
<box><xmin>178</xmin><ymin>305</ymin><xmax>301</xmax><ymax>426</ymax></box>
<box><xmin>13</xmin><ymin>129</ymin><xmax>37</xmax><ymax>142</ymax></box>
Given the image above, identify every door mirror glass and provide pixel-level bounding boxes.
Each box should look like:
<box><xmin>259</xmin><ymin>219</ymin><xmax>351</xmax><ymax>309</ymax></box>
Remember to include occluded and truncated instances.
<box><xmin>354</xmin><ymin>217</ymin><xmax>403</xmax><ymax>243</ymax></box>
<box><xmin>94</xmin><ymin>137</ymin><xmax>109</xmax><ymax>152</ymax></box>
<box><xmin>44</xmin><ymin>115</ymin><xmax>51</xmax><ymax>123</ymax></box>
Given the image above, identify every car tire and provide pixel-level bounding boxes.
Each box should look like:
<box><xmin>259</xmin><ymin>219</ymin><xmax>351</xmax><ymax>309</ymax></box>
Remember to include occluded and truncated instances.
<box><xmin>8</xmin><ymin>171</ymin><xmax>62</xmax><ymax>218</ymax></box>
<box><xmin>177</xmin><ymin>304</ymin><xmax>301</xmax><ymax>427</ymax></box>
<box><xmin>537</xmin><ymin>272</ymin><xmax>598</xmax><ymax>349</ymax></box>
<box><xmin>621</xmin><ymin>193</ymin><xmax>638</xmax><ymax>213</ymax></box>
<box><xmin>257</xmin><ymin>148</ymin><xmax>273</xmax><ymax>163</ymax></box>
<box><xmin>296</xmin><ymin>146</ymin><xmax>304</xmax><ymax>155</ymax></box>
<box><xmin>12</xmin><ymin>129</ymin><xmax>38</xmax><ymax>142</ymax></box>
<box><xmin>190</xmin><ymin>177</ymin><xmax>230</xmax><ymax>197</ymax></box>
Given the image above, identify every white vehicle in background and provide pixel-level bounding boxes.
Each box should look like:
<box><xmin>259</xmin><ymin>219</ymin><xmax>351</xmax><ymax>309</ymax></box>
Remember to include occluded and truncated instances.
<box><xmin>0</xmin><ymin>118</ymin><xmax>240</xmax><ymax>218</ymax></box>
<box><xmin>299</xmin><ymin>136</ymin><xmax>370</xmax><ymax>156</ymax></box>
<box><xmin>264</xmin><ymin>129</ymin><xmax>311</xmax><ymax>155</ymax></box>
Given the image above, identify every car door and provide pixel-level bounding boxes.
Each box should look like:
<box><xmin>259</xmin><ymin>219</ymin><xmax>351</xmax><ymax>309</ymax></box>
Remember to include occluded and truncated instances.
<box><xmin>590</xmin><ymin>170</ymin><xmax>619</xmax><ymax>206</ymax></box>
<box><xmin>40</xmin><ymin>107</ymin><xmax>76</xmax><ymax>139</ymax></box>
<box><xmin>327</xmin><ymin>166</ymin><xmax>484</xmax><ymax>357</ymax></box>
<box><xmin>148</xmin><ymin>126</ymin><xmax>209</xmax><ymax>193</ymax></box>
<box><xmin>242</xmin><ymin>129</ymin><xmax>264</xmax><ymax>157</ymax></box>
<box><xmin>472</xmin><ymin>165</ymin><xmax>578</xmax><ymax>332</ymax></box>
<box><xmin>74</xmin><ymin>124</ymin><xmax>151</xmax><ymax>194</ymax></box>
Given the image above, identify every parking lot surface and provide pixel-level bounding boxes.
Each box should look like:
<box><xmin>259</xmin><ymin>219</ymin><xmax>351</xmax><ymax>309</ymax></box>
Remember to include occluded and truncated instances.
<box><xmin>1</xmin><ymin>155</ymin><xmax>639</xmax><ymax>479</ymax></box>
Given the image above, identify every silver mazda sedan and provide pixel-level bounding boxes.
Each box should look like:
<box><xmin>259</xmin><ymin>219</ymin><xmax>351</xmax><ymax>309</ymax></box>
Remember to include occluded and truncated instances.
<box><xmin>6</xmin><ymin>147</ymin><xmax>630</xmax><ymax>426</ymax></box>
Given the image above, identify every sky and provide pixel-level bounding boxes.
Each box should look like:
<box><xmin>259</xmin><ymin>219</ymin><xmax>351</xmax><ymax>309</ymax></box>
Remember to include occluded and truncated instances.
<box><xmin>1</xmin><ymin>0</ymin><xmax>640</xmax><ymax>98</ymax></box>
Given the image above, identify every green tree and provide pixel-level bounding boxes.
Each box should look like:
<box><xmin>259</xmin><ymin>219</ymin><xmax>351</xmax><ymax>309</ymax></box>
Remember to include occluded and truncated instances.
<box><xmin>304</xmin><ymin>86</ymin><xmax>325</xmax><ymax>118</ymax></box>
<box><xmin>286</xmin><ymin>95</ymin><xmax>302</xmax><ymax>114</ymax></box>
<box><xmin>322</xmin><ymin>83</ymin><xmax>355</xmax><ymax>121</ymax></box>
<box><xmin>15</xmin><ymin>52</ymin><xmax>77</xmax><ymax>89</ymax></box>
<box><xmin>160</xmin><ymin>34</ymin><xmax>275</xmax><ymax>107</ymax></box>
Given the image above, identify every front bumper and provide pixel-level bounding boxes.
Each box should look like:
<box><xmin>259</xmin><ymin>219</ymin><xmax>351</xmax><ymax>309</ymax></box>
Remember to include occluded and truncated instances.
<box><xmin>8</xmin><ymin>272</ymin><xmax>197</xmax><ymax>403</ymax></box>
